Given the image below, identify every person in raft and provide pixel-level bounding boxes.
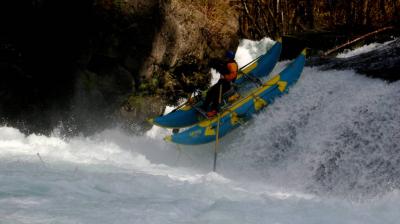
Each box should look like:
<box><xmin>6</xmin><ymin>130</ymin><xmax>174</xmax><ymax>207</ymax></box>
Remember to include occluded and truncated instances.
<box><xmin>202</xmin><ymin>50</ymin><xmax>238</xmax><ymax>118</ymax></box>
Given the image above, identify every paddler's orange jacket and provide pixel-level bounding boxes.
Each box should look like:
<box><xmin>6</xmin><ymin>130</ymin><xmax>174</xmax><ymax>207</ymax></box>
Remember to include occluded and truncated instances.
<box><xmin>222</xmin><ymin>59</ymin><xmax>238</xmax><ymax>82</ymax></box>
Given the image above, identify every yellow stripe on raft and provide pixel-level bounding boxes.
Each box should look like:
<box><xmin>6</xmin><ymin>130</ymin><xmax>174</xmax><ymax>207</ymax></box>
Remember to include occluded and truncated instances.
<box><xmin>230</xmin><ymin>112</ymin><xmax>240</xmax><ymax>125</ymax></box>
<box><xmin>240</xmin><ymin>62</ymin><xmax>258</xmax><ymax>76</ymax></box>
<box><xmin>301</xmin><ymin>48</ymin><xmax>307</xmax><ymax>56</ymax></box>
<box><xmin>180</xmin><ymin>105</ymin><xmax>192</xmax><ymax>111</ymax></box>
<box><xmin>265</xmin><ymin>75</ymin><xmax>280</xmax><ymax>85</ymax></box>
<box><xmin>254</xmin><ymin>97</ymin><xmax>268</xmax><ymax>111</ymax></box>
<box><xmin>278</xmin><ymin>81</ymin><xmax>287</xmax><ymax>92</ymax></box>
<box><xmin>204</xmin><ymin>125</ymin><xmax>216</xmax><ymax>136</ymax></box>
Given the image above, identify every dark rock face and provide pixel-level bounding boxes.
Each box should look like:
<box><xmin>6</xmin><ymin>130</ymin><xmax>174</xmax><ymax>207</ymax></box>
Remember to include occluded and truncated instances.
<box><xmin>0</xmin><ymin>0</ymin><xmax>239</xmax><ymax>134</ymax></box>
<box><xmin>307</xmin><ymin>39</ymin><xmax>400</xmax><ymax>82</ymax></box>
<box><xmin>0</xmin><ymin>0</ymin><xmax>97</xmax><ymax>133</ymax></box>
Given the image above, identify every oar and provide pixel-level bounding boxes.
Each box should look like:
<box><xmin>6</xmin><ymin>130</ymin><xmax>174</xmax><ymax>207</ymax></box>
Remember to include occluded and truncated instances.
<box><xmin>213</xmin><ymin>84</ymin><xmax>223</xmax><ymax>172</ymax></box>
<box><xmin>236</xmin><ymin>54</ymin><xmax>264</xmax><ymax>87</ymax></box>
<box><xmin>170</xmin><ymin>92</ymin><xmax>195</xmax><ymax>113</ymax></box>
<box><xmin>238</xmin><ymin>54</ymin><xmax>262</xmax><ymax>71</ymax></box>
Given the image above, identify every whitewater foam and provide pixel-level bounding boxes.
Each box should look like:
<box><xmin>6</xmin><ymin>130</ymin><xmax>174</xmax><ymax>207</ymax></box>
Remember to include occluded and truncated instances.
<box><xmin>336</xmin><ymin>39</ymin><xmax>396</xmax><ymax>58</ymax></box>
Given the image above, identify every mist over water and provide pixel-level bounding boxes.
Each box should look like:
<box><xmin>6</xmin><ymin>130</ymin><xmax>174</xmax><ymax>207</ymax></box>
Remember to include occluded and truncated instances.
<box><xmin>1</xmin><ymin>39</ymin><xmax>400</xmax><ymax>223</ymax></box>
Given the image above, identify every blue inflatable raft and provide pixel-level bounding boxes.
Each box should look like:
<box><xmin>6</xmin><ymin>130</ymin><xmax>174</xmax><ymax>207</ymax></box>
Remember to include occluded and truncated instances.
<box><xmin>164</xmin><ymin>49</ymin><xmax>306</xmax><ymax>145</ymax></box>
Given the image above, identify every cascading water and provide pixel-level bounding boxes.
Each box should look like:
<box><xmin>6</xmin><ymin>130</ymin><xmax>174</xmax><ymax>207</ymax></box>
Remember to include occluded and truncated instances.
<box><xmin>220</xmin><ymin>65</ymin><xmax>400</xmax><ymax>199</ymax></box>
<box><xmin>1</xmin><ymin>38</ymin><xmax>399</xmax><ymax>224</ymax></box>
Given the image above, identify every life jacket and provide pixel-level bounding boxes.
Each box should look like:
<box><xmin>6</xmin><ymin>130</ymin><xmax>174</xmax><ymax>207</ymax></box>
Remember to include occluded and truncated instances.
<box><xmin>223</xmin><ymin>59</ymin><xmax>238</xmax><ymax>82</ymax></box>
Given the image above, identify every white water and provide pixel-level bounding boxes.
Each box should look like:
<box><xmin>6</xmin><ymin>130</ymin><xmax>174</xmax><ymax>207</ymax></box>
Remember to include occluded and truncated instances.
<box><xmin>1</xmin><ymin>39</ymin><xmax>400</xmax><ymax>224</ymax></box>
<box><xmin>336</xmin><ymin>39</ymin><xmax>396</xmax><ymax>58</ymax></box>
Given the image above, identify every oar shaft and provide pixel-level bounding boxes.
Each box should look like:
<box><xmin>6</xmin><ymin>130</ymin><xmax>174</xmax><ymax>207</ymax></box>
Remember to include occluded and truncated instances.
<box><xmin>213</xmin><ymin>84</ymin><xmax>223</xmax><ymax>172</ymax></box>
<box><xmin>239</xmin><ymin>54</ymin><xmax>262</xmax><ymax>70</ymax></box>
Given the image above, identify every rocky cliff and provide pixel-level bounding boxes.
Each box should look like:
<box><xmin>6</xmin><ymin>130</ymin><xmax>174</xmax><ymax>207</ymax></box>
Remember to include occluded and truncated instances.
<box><xmin>0</xmin><ymin>0</ymin><xmax>239</xmax><ymax>134</ymax></box>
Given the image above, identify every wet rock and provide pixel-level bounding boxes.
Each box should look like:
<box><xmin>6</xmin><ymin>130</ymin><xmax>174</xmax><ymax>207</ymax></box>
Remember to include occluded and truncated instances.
<box><xmin>307</xmin><ymin>38</ymin><xmax>400</xmax><ymax>81</ymax></box>
<box><xmin>118</xmin><ymin>95</ymin><xmax>165</xmax><ymax>133</ymax></box>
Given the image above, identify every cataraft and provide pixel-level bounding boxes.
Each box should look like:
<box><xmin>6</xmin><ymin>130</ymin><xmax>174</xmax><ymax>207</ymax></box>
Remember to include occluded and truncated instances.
<box><xmin>162</xmin><ymin>49</ymin><xmax>306</xmax><ymax>145</ymax></box>
<box><xmin>149</xmin><ymin>40</ymin><xmax>282</xmax><ymax>129</ymax></box>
